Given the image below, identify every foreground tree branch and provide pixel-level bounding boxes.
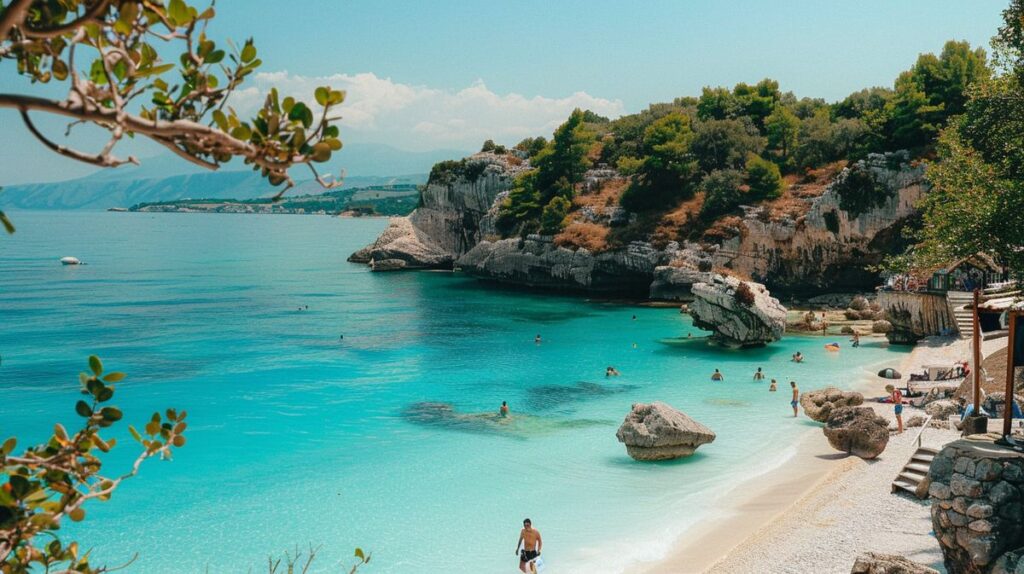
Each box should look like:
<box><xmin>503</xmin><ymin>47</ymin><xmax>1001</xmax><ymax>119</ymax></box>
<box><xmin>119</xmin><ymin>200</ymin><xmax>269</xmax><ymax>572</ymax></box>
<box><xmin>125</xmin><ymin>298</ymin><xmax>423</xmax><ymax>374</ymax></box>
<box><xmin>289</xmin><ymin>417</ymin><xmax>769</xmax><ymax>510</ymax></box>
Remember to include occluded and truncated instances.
<box><xmin>0</xmin><ymin>0</ymin><xmax>345</xmax><ymax>191</ymax></box>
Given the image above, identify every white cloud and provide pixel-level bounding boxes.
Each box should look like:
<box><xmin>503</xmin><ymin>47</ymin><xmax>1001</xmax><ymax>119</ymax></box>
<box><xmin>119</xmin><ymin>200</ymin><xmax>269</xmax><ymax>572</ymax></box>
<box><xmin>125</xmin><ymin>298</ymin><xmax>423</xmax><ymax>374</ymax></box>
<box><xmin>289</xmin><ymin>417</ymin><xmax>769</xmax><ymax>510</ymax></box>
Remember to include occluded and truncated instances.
<box><xmin>228</xmin><ymin>72</ymin><xmax>625</xmax><ymax>151</ymax></box>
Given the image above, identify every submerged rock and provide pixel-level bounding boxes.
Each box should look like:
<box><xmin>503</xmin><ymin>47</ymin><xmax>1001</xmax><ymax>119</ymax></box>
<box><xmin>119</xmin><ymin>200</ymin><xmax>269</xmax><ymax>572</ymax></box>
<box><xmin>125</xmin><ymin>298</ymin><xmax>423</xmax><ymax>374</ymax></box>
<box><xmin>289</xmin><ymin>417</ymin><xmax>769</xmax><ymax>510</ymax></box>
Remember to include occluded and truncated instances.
<box><xmin>850</xmin><ymin>552</ymin><xmax>939</xmax><ymax>574</ymax></box>
<box><xmin>800</xmin><ymin>387</ymin><xmax>865</xmax><ymax>423</ymax></box>
<box><xmin>526</xmin><ymin>381</ymin><xmax>636</xmax><ymax>411</ymax></box>
<box><xmin>823</xmin><ymin>406</ymin><xmax>890</xmax><ymax>459</ymax></box>
<box><xmin>687</xmin><ymin>274</ymin><xmax>787</xmax><ymax>347</ymax></box>
<box><xmin>616</xmin><ymin>402</ymin><xmax>716</xmax><ymax>461</ymax></box>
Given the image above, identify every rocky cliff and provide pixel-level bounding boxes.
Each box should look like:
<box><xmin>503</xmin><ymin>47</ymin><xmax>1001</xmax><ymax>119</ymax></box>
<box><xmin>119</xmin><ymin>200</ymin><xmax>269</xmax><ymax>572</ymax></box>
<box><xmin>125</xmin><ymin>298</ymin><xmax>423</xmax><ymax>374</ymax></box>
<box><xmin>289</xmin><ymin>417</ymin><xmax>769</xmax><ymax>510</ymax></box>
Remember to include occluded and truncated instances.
<box><xmin>876</xmin><ymin>291</ymin><xmax>956</xmax><ymax>344</ymax></box>
<box><xmin>457</xmin><ymin>235</ymin><xmax>670</xmax><ymax>296</ymax></box>
<box><xmin>711</xmin><ymin>152</ymin><xmax>927</xmax><ymax>294</ymax></box>
<box><xmin>352</xmin><ymin>151</ymin><xmax>928</xmax><ymax>299</ymax></box>
<box><xmin>349</xmin><ymin>153</ymin><xmax>524</xmax><ymax>269</ymax></box>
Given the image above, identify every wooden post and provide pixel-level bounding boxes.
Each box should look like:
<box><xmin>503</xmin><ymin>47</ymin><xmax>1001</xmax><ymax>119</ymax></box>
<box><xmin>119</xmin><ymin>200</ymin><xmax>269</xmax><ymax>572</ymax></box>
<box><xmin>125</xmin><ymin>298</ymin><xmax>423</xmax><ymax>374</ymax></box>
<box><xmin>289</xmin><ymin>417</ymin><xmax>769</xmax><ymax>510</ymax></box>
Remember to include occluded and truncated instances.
<box><xmin>1005</xmin><ymin>312</ymin><xmax>1018</xmax><ymax>438</ymax></box>
<box><xmin>974</xmin><ymin>289</ymin><xmax>982</xmax><ymax>417</ymax></box>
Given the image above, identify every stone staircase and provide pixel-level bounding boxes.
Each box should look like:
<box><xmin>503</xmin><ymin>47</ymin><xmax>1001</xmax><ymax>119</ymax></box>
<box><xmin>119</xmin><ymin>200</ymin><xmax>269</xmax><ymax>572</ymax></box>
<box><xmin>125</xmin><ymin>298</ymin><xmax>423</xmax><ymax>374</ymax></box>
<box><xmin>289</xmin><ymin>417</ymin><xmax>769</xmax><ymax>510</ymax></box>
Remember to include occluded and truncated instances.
<box><xmin>892</xmin><ymin>445</ymin><xmax>940</xmax><ymax>497</ymax></box>
<box><xmin>946</xmin><ymin>291</ymin><xmax>974</xmax><ymax>337</ymax></box>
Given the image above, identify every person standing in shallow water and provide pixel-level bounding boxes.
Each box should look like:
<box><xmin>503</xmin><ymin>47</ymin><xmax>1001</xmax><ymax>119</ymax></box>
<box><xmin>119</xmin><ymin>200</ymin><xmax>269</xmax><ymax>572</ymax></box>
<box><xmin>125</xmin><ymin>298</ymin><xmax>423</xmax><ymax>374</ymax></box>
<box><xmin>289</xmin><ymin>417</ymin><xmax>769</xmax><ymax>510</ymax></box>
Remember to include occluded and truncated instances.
<box><xmin>711</xmin><ymin>369</ymin><xmax>724</xmax><ymax>381</ymax></box>
<box><xmin>769</xmin><ymin>379</ymin><xmax>777</xmax><ymax>392</ymax></box>
<box><xmin>534</xmin><ymin>334</ymin><xmax>542</xmax><ymax>345</ymax></box>
<box><xmin>790</xmin><ymin>381</ymin><xmax>800</xmax><ymax>417</ymax></box>
<box><xmin>516</xmin><ymin>518</ymin><xmax>542</xmax><ymax>573</ymax></box>
<box><xmin>753</xmin><ymin>367</ymin><xmax>765</xmax><ymax>381</ymax></box>
<box><xmin>499</xmin><ymin>401</ymin><xmax>509</xmax><ymax>417</ymax></box>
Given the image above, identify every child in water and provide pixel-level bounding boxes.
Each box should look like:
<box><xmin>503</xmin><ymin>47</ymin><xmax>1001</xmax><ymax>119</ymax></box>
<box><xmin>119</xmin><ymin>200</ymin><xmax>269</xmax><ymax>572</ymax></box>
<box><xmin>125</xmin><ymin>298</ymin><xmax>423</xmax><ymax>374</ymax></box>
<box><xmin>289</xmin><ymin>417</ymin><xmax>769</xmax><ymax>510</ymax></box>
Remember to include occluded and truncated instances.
<box><xmin>769</xmin><ymin>379</ymin><xmax>778</xmax><ymax>392</ymax></box>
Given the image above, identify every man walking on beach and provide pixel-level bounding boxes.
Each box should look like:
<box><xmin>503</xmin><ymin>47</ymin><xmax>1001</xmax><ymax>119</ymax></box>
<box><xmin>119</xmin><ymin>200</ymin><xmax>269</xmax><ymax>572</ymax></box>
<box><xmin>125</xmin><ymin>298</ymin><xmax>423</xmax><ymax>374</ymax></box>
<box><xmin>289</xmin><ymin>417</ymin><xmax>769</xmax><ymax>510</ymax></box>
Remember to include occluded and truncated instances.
<box><xmin>515</xmin><ymin>518</ymin><xmax>543</xmax><ymax>573</ymax></box>
<box><xmin>791</xmin><ymin>381</ymin><xmax>800</xmax><ymax>417</ymax></box>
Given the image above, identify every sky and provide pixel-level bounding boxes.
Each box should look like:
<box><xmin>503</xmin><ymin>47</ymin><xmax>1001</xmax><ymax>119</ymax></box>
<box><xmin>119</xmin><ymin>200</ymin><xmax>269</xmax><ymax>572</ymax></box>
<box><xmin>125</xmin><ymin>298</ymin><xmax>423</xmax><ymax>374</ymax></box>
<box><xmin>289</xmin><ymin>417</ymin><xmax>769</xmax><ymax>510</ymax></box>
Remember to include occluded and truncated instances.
<box><xmin>0</xmin><ymin>0</ymin><xmax>1009</xmax><ymax>185</ymax></box>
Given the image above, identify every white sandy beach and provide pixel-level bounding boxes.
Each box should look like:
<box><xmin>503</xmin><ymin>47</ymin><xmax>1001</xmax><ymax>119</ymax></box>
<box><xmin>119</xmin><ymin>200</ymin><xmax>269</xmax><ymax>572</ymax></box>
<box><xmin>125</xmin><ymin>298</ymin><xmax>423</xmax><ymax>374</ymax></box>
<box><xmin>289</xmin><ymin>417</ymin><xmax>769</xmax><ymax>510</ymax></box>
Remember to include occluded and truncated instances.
<box><xmin>630</xmin><ymin>335</ymin><xmax>1009</xmax><ymax>574</ymax></box>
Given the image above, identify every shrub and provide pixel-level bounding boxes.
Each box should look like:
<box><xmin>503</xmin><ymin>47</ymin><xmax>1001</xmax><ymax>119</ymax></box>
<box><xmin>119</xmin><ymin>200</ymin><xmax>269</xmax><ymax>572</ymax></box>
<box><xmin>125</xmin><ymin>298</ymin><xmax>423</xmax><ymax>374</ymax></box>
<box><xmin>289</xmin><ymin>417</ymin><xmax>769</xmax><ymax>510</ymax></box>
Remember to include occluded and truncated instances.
<box><xmin>699</xmin><ymin>169</ymin><xmax>745</xmax><ymax>218</ymax></box>
<box><xmin>734</xmin><ymin>281</ymin><xmax>756</xmax><ymax>306</ymax></box>
<box><xmin>539</xmin><ymin>196</ymin><xmax>571</xmax><ymax>234</ymax></box>
<box><xmin>745</xmin><ymin>156</ymin><xmax>783</xmax><ymax>200</ymax></box>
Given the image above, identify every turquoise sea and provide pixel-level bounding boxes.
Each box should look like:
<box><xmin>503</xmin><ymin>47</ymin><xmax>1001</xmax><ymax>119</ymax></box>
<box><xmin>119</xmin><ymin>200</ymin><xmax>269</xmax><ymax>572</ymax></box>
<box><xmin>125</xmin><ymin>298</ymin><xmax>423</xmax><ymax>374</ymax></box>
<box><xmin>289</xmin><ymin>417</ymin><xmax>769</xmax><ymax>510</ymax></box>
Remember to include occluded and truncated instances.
<box><xmin>0</xmin><ymin>211</ymin><xmax>909</xmax><ymax>573</ymax></box>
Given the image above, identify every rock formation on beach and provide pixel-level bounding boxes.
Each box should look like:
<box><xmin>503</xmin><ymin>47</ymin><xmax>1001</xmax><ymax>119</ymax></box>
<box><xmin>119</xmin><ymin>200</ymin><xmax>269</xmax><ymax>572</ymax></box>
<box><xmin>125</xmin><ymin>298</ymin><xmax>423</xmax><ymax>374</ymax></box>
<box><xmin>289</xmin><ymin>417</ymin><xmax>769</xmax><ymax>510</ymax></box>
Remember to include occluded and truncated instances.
<box><xmin>928</xmin><ymin>435</ymin><xmax>1024</xmax><ymax>574</ymax></box>
<box><xmin>687</xmin><ymin>275</ymin><xmax>788</xmax><ymax>347</ymax></box>
<box><xmin>822</xmin><ymin>406</ymin><xmax>890</xmax><ymax>459</ymax></box>
<box><xmin>799</xmin><ymin>387</ymin><xmax>865</xmax><ymax>423</ymax></box>
<box><xmin>850</xmin><ymin>552</ymin><xmax>940</xmax><ymax>574</ymax></box>
<box><xmin>616</xmin><ymin>402</ymin><xmax>716</xmax><ymax>461</ymax></box>
<box><xmin>925</xmin><ymin>399</ymin><xmax>960</xmax><ymax>421</ymax></box>
<box><xmin>349</xmin><ymin>153</ymin><xmax>525</xmax><ymax>270</ymax></box>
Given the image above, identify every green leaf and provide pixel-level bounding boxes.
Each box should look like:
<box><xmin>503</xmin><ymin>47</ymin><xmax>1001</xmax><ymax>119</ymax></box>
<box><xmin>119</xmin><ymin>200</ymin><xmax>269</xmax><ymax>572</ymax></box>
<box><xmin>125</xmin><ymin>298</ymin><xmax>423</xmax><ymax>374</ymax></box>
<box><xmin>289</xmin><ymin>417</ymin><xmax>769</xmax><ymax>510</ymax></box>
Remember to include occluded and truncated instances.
<box><xmin>355</xmin><ymin>548</ymin><xmax>365</xmax><ymax>560</ymax></box>
<box><xmin>100</xmin><ymin>407</ymin><xmax>123</xmax><ymax>422</ymax></box>
<box><xmin>97</xmin><ymin>387</ymin><xmax>114</xmax><ymax>403</ymax></box>
<box><xmin>103</xmin><ymin>372</ymin><xmax>125</xmax><ymax>383</ymax></box>
<box><xmin>86</xmin><ymin>378</ymin><xmax>104</xmax><ymax>398</ymax></box>
<box><xmin>75</xmin><ymin>400</ymin><xmax>93</xmax><ymax>418</ymax></box>
<box><xmin>315</xmin><ymin>87</ymin><xmax>329</xmax><ymax>106</ymax></box>
<box><xmin>311</xmin><ymin>142</ymin><xmax>331</xmax><ymax>163</ymax></box>
<box><xmin>231</xmin><ymin>125</ymin><xmax>252</xmax><ymax>140</ymax></box>
<box><xmin>206</xmin><ymin>50</ymin><xmax>225</xmax><ymax>64</ymax></box>
<box><xmin>167</xmin><ymin>0</ymin><xmax>190</xmax><ymax>25</ymax></box>
<box><xmin>88</xmin><ymin>355</ymin><xmax>103</xmax><ymax>376</ymax></box>
<box><xmin>1</xmin><ymin>437</ymin><xmax>16</xmax><ymax>455</ymax></box>
<box><xmin>129</xmin><ymin>425</ymin><xmax>142</xmax><ymax>443</ymax></box>
<box><xmin>240</xmin><ymin>43</ymin><xmax>257</xmax><ymax>64</ymax></box>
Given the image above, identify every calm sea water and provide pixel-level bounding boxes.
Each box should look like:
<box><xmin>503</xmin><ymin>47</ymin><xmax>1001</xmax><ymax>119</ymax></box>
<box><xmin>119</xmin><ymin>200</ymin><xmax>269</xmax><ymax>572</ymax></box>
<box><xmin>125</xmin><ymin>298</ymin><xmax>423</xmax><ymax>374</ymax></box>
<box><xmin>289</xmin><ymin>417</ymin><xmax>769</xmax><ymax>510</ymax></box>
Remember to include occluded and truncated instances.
<box><xmin>0</xmin><ymin>211</ymin><xmax>909</xmax><ymax>573</ymax></box>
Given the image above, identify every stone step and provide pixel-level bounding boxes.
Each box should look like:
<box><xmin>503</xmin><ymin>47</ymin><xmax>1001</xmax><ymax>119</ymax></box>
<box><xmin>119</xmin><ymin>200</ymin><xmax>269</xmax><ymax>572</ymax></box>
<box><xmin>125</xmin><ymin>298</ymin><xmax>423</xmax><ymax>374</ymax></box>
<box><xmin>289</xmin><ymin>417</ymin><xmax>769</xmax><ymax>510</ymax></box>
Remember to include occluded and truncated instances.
<box><xmin>911</xmin><ymin>454</ymin><xmax>935</xmax><ymax>465</ymax></box>
<box><xmin>918</xmin><ymin>446</ymin><xmax>941</xmax><ymax>455</ymax></box>
<box><xmin>898</xmin><ymin>471</ymin><xmax>926</xmax><ymax>484</ymax></box>
<box><xmin>905</xmin><ymin>462</ymin><xmax>932</xmax><ymax>474</ymax></box>
<box><xmin>892</xmin><ymin>479</ymin><xmax>919</xmax><ymax>495</ymax></box>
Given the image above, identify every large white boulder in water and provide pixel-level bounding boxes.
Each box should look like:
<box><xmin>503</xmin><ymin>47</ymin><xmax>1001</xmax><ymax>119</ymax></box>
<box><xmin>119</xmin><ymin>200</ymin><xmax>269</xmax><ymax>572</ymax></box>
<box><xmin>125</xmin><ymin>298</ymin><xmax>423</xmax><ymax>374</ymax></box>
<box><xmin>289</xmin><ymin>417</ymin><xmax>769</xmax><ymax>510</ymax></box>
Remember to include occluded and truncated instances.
<box><xmin>687</xmin><ymin>274</ymin><xmax>787</xmax><ymax>347</ymax></box>
<box><xmin>616</xmin><ymin>402</ymin><xmax>716</xmax><ymax>461</ymax></box>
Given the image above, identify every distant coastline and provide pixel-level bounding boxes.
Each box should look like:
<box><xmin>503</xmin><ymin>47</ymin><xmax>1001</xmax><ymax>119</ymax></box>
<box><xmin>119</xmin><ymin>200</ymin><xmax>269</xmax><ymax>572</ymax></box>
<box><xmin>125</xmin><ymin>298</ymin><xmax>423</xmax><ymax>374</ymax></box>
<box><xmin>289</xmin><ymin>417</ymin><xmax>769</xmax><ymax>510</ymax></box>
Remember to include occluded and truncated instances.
<box><xmin>117</xmin><ymin>184</ymin><xmax>420</xmax><ymax>218</ymax></box>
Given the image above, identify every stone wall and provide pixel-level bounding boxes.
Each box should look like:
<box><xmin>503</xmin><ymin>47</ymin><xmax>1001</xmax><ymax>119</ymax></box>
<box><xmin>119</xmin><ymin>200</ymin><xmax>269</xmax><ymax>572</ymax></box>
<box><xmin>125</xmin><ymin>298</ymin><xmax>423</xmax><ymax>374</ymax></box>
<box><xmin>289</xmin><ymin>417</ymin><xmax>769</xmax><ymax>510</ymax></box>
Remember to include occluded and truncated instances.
<box><xmin>928</xmin><ymin>434</ymin><xmax>1024</xmax><ymax>574</ymax></box>
<box><xmin>877</xmin><ymin>291</ymin><xmax>956</xmax><ymax>345</ymax></box>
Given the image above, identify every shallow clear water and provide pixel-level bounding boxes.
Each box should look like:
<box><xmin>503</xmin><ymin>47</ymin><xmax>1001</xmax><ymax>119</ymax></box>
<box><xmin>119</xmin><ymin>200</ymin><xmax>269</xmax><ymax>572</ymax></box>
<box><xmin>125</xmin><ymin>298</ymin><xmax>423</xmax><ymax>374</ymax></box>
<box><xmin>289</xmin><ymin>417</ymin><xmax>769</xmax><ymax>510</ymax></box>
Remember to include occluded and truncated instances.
<box><xmin>0</xmin><ymin>211</ymin><xmax>909</xmax><ymax>573</ymax></box>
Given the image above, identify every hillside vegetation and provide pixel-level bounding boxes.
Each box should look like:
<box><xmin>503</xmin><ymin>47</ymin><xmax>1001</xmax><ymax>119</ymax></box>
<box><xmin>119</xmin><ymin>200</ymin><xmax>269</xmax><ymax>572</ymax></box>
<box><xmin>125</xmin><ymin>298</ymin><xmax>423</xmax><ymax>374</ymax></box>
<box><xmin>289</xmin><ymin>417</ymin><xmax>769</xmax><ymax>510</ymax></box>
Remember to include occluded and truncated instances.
<box><xmin>444</xmin><ymin>40</ymin><xmax>989</xmax><ymax>252</ymax></box>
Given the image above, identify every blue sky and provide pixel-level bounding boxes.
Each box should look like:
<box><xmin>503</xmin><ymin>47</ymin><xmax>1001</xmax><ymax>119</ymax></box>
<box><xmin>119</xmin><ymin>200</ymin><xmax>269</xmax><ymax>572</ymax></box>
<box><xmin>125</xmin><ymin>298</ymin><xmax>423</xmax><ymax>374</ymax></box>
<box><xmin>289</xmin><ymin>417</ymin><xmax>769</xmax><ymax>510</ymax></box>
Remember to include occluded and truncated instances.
<box><xmin>0</xmin><ymin>0</ymin><xmax>1008</xmax><ymax>184</ymax></box>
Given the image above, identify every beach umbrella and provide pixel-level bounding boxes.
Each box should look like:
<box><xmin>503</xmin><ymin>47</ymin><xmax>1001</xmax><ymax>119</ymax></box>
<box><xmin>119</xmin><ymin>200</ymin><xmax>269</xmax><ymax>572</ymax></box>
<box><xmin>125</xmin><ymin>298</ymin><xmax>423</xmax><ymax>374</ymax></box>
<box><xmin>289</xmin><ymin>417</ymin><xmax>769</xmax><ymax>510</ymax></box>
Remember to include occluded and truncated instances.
<box><xmin>877</xmin><ymin>368</ymin><xmax>902</xmax><ymax>379</ymax></box>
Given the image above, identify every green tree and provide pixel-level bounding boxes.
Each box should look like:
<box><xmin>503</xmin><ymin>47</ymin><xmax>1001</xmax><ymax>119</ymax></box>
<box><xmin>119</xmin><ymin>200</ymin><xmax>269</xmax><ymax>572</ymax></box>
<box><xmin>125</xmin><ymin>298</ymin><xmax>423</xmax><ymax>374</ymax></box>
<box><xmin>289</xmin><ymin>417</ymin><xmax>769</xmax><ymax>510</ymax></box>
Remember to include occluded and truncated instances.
<box><xmin>745</xmin><ymin>155</ymin><xmax>783</xmax><ymax>200</ymax></box>
<box><xmin>481</xmin><ymin>139</ymin><xmax>497</xmax><ymax>152</ymax></box>
<box><xmin>699</xmin><ymin>169</ymin><xmax>745</xmax><ymax>218</ymax></box>
<box><xmin>691</xmin><ymin>118</ymin><xmax>766</xmax><ymax>173</ymax></box>
<box><xmin>795</xmin><ymin>108</ymin><xmax>835</xmax><ymax>169</ymax></box>
<box><xmin>514</xmin><ymin>136</ymin><xmax>547</xmax><ymax>159</ymax></box>
<box><xmin>902</xmin><ymin>2</ymin><xmax>1024</xmax><ymax>280</ymax></box>
<box><xmin>0</xmin><ymin>0</ymin><xmax>345</xmax><ymax>192</ymax></box>
<box><xmin>884</xmin><ymin>40</ymin><xmax>990</xmax><ymax>151</ymax></box>
<box><xmin>765</xmin><ymin>104</ymin><xmax>801</xmax><ymax>165</ymax></box>
<box><xmin>533</xmin><ymin>108</ymin><xmax>595</xmax><ymax>199</ymax></box>
<box><xmin>539</xmin><ymin>195</ymin><xmax>571</xmax><ymax>234</ymax></box>
<box><xmin>619</xmin><ymin>112</ymin><xmax>700</xmax><ymax>211</ymax></box>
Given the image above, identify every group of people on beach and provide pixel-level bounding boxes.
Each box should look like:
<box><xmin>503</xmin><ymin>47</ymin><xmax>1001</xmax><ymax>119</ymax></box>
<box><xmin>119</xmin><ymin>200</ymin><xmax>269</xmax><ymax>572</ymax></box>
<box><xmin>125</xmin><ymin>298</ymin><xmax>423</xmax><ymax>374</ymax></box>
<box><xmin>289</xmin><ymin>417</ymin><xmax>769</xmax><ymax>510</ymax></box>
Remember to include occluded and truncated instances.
<box><xmin>709</xmin><ymin>366</ymin><xmax>801</xmax><ymax>416</ymax></box>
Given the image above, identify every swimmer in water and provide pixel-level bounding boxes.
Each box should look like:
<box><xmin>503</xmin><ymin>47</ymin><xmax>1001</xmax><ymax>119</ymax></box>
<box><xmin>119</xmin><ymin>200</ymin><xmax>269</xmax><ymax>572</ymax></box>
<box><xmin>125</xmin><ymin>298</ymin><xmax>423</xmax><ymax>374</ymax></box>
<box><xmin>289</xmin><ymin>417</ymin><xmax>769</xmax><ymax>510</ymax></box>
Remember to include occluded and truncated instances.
<box><xmin>535</xmin><ymin>334</ymin><xmax>542</xmax><ymax>344</ymax></box>
<box><xmin>606</xmin><ymin>366</ymin><xmax>621</xmax><ymax>377</ymax></box>
<box><xmin>753</xmin><ymin>367</ymin><xmax>765</xmax><ymax>381</ymax></box>
<box><xmin>711</xmin><ymin>369</ymin><xmax>724</xmax><ymax>381</ymax></box>
<box><xmin>500</xmin><ymin>401</ymin><xmax>509</xmax><ymax>417</ymax></box>
<box><xmin>769</xmin><ymin>379</ymin><xmax>778</xmax><ymax>392</ymax></box>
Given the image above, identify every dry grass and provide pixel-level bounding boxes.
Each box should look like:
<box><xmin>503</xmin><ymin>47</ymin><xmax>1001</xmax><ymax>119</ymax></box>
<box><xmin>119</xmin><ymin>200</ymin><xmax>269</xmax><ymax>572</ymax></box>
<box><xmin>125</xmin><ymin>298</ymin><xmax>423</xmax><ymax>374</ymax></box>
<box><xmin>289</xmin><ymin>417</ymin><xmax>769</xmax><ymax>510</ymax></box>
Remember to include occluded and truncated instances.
<box><xmin>554</xmin><ymin>222</ymin><xmax>611</xmax><ymax>252</ymax></box>
<box><xmin>759</xmin><ymin>161</ymin><xmax>846</xmax><ymax>221</ymax></box>
<box><xmin>574</xmin><ymin>177</ymin><xmax>628</xmax><ymax>210</ymax></box>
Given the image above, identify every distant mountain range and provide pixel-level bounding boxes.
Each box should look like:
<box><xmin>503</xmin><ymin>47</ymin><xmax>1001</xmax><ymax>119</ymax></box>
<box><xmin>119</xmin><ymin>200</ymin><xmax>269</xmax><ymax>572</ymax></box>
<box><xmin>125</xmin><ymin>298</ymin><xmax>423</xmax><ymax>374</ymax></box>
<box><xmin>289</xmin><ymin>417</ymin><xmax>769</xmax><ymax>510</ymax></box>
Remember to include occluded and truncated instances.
<box><xmin>0</xmin><ymin>143</ymin><xmax>469</xmax><ymax>210</ymax></box>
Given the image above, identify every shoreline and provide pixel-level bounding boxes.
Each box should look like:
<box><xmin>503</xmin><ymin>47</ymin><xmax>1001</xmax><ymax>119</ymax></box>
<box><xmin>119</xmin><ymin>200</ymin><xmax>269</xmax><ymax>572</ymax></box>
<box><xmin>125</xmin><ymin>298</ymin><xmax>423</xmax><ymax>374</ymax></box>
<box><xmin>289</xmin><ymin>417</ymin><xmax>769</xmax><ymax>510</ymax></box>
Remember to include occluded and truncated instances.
<box><xmin>628</xmin><ymin>336</ymin><xmax>971</xmax><ymax>574</ymax></box>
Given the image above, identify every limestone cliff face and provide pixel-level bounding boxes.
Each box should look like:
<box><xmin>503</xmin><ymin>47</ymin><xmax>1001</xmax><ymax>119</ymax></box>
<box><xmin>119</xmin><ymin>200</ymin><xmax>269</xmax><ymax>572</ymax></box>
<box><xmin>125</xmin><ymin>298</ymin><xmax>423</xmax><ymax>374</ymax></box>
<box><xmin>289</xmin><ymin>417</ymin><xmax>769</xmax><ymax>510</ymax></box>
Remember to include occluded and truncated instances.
<box><xmin>457</xmin><ymin>236</ymin><xmax>670</xmax><ymax>296</ymax></box>
<box><xmin>712</xmin><ymin>152</ymin><xmax>927</xmax><ymax>293</ymax></box>
<box><xmin>348</xmin><ymin>153</ymin><xmax>524</xmax><ymax>269</ymax></box>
